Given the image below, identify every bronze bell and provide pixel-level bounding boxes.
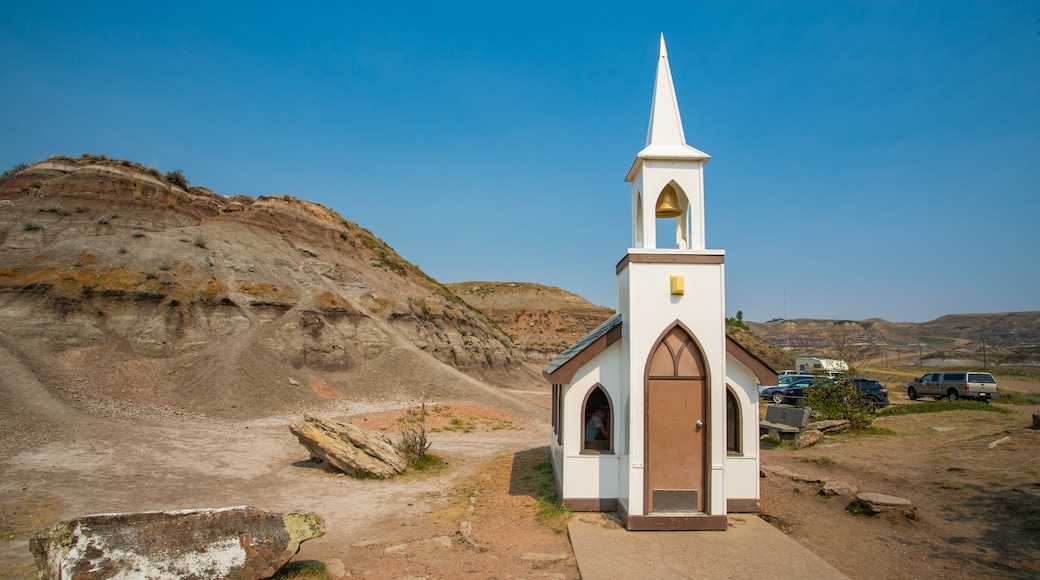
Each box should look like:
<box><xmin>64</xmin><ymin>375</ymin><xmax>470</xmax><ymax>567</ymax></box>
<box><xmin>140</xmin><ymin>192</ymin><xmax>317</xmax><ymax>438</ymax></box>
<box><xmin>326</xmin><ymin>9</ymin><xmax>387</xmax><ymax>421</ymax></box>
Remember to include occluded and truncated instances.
<box><xmin>655</xmin><ymin>185</ymin><xmax>682</xmax><ymax>218</ymax></box>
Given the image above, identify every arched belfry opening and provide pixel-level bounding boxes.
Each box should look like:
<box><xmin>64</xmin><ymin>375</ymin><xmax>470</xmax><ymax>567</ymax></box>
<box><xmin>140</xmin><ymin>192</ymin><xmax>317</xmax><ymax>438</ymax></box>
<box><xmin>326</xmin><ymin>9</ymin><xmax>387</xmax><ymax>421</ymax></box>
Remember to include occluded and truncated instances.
<box><xmin>654</xmin><ymin>181</ymin><xmax>690</xmax><ymax>250</ymax></box>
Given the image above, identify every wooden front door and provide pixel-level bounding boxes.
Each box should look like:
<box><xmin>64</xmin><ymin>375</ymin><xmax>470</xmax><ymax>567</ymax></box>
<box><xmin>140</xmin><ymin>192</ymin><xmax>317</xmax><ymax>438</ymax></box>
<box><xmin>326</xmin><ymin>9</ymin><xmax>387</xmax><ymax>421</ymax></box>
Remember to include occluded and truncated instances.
<box><xmin>645</xmin><ymin>326</ymin><xmax>707</xmax><ymax>513</ymax></box>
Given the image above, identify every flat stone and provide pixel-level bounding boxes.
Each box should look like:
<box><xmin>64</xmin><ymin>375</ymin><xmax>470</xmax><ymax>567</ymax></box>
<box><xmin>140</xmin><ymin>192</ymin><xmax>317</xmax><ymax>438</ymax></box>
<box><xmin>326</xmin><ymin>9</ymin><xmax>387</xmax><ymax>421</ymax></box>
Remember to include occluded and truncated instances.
<box><xmin>760</xmin><ymin>465</ymin><xmax>793</xmax><ymax>478</ymax></box>
<box><xmin>29</xmin><ymin>506</ymin><xmax>324</xmax><ymax>580</ymax></box>
<box><xmin>820</xmin><ymin>481</ymin><xmax>857</xmax><ymax>496</ymax></box>
<box><xmin>384</xmin><ymin>543</ymin><xmax>409</xmax><ymax>553</ymax></box>
<box><xmin>931</xmin><ymin>426</ymin><xmax>956</xmax><ymax>432</ymax></box>
<box><xmin>521</xmin><ymin>552</ymin><xmax>571</xmax><ymax>562</ymax></box>
<box><xmin>855</xmin><ymin>493</ymin><xmax>918</xmax><ymax>519</ymax></box>
<box><xmin>424</xmin><ymin>536</ymin><xmax>453</xmax><ymax>548</ymax></box>
<box><xmin>988</xmin><ymin>436</ymin><xmax>1012</xmax><ymax>449</ymax></box>
<box><xmin>324</xmin><ymin>558</ymin><xmax>347</xmax><ymax>578</ymax></box>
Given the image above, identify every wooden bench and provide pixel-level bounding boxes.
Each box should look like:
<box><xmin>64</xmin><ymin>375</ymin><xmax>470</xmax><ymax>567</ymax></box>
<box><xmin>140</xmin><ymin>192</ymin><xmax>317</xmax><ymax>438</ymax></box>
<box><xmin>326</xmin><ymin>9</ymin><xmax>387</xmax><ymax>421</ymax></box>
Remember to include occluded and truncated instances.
<box><xmin>759</xmin><ymin>406</ymin><xmax>810</xmax><ymax>440</ymax></box>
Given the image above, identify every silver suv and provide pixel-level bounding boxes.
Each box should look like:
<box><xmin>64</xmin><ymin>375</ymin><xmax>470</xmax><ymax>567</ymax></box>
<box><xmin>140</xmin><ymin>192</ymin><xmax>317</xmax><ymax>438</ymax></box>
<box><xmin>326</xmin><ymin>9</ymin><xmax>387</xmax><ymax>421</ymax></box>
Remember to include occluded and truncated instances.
<box><xmin>907</xmin><ymin>371</ymin><xmax>998</xmax><ymax>402</ymax></box>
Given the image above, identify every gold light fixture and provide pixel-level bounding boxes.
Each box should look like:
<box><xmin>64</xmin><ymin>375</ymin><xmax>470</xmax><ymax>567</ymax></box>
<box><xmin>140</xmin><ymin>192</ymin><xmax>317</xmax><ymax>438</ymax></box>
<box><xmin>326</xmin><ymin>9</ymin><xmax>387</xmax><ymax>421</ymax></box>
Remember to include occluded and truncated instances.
<box><xmin>655</xmin><ymin>184</ymin><xmax>682</xmax><ymax>218</ymax></box>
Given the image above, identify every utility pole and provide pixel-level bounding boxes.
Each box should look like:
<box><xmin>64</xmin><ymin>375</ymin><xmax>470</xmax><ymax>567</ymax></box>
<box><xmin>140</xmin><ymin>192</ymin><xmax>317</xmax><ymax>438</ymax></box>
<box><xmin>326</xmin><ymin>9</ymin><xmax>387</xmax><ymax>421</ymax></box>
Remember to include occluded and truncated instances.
<box><xmin>982</xmin><ymin>337</ymin><xmax>987</xmax><ymax>370</ymax></box>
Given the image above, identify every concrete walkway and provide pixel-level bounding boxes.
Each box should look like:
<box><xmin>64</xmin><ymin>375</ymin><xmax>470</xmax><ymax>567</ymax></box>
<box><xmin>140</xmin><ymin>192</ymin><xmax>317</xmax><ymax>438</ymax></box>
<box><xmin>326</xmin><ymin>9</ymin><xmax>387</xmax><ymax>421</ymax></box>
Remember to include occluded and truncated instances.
<box><xmin>568</xmin><ymin>513</ymin><xmax>848</xmax><ymax>579</ymax></box>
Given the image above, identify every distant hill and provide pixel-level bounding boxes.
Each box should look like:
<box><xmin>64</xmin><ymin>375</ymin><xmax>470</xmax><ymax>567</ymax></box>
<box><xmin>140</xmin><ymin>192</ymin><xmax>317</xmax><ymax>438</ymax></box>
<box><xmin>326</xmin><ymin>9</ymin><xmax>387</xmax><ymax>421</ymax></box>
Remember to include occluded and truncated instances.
<box><xmin>749</xmin><ymin>312</ymin><xmax>1040</xmax><ymax>369</ymax></box>
<box><xmin>445</xmin><ymin>282</ymin><xmax>614</xmax><ymax>363</ymax></box>
<box><xmin>0</xmin><ymin>155</ymin><xmax>539</xmax><ymax>420</ymax></box>
<box><xmin>450</xmin><ymin>281</ymin><xmax>790</xmax><ymax>372</ymax></box>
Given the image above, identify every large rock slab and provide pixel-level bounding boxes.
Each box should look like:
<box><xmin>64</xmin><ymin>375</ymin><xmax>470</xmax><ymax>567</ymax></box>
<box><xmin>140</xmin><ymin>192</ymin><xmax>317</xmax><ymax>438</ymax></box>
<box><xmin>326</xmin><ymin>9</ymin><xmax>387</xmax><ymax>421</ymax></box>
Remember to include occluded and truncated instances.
<box><xmin>792</xmin><ymin>429</ymin><xmax>823</xmax><ymax>449</ymax></box>
<box><xmin>854</xmin><ymin>492</ymin><xmax>918</xmax><ymax>519</ymax></box>
<box><xmin>29</xmin><ymin>506</ymin><xmax>325</xmax><ymax>580</ymax></box>
<box><xmin>807</xmin><ymin>419</ymin><xmax>851</xmax><ymax>433</ymax></box>
<box><xmin>290</xmin><ymin>413</ymin><xmax>406</xmax><ymax>478</ymax></box>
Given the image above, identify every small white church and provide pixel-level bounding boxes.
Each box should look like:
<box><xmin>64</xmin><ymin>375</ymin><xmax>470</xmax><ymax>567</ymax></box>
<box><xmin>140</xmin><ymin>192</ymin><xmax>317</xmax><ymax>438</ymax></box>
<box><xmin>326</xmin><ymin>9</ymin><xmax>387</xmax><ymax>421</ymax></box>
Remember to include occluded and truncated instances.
<box><xmin>543</xmin><ymin>36</ymin><xmax>776</xmax><ymax>531</ymax></box>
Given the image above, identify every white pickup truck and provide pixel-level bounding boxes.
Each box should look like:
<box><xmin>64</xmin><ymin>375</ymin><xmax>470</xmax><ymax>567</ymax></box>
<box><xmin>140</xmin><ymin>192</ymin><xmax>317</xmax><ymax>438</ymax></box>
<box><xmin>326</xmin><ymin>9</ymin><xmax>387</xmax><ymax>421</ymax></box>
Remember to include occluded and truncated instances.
<box><xmin>906</xmin><ymin>371</ymin><xmax>998</xmax><ymax>402</ymax></box>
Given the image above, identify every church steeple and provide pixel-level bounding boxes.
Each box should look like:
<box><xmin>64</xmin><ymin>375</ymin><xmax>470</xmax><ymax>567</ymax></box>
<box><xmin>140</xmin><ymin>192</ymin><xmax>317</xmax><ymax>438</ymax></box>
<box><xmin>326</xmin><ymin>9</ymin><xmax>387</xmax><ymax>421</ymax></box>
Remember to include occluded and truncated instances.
<box><xmin>626</xmin><ymin>34</ymin><xmax>710</xmax><ymax>251</ymax></box>
<box><xmin>646</xmin><ymin>34</ymin><xmax>687</xmax><ymax>149</ymax></box>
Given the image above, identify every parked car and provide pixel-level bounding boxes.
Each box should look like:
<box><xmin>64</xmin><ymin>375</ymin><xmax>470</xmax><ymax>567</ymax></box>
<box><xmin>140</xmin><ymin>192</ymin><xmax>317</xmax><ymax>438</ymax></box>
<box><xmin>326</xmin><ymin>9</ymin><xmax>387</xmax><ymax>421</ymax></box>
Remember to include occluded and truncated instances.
<box><xmin>852</xmin><ymin>378</ymin><xmax>891</xmax><ymax>410</ymax></box>
<box><xmin>758</xmin><ymin>373</ymin><xmax>813</xmax><ymax>395</ymax></box>
<box><xmin>761</xmin><ymin>377</ymin><xmax>890</xmax><ymax>410</ymax></box>
<box><xmin>759</xmin><ymin>377</ymin><xmax>817</xmax><ymax>405</ymax></box>
<box><xmin>906</xmin><ymin>371</ymin><xmax>998</xmax><ymax>402</ymax></box>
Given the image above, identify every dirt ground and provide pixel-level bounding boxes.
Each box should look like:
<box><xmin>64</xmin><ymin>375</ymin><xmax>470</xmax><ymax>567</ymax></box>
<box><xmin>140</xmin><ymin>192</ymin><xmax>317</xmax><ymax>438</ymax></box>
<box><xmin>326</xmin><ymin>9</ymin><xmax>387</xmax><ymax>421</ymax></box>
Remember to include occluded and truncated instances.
<box><xmin>0</xmin><ymin>393</ymin><xmax>578</xmax><ymax>579</ymax></box>
<box><xmin>759</xmin><ymin>403</ymin><xmax>1040</xmax><ymax>579</ymax></box>
<box><xmin>3</xmin><ymin>346</ymin><xmax>1039</xmax><ymax>580</ymax></box>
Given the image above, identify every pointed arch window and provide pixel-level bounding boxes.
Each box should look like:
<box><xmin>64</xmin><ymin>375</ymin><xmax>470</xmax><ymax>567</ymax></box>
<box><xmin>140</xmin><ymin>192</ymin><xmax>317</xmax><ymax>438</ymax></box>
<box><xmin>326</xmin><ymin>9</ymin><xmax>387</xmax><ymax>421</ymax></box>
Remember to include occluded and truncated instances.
<box><xmin>582</xmin><ymin>385</ymin><xmax>613</xmax><ymax>454</ymax></box>
<box><xmin>726</xmin><ymin>386</ymin><xmax>742</xmax><ymax>455</ymax></box>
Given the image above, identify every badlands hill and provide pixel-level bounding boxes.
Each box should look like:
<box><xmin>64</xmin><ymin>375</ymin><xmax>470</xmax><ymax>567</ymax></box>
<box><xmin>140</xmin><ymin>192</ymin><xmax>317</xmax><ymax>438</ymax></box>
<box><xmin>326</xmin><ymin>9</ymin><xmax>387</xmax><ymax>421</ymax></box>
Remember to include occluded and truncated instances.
<box><xmin>749</xmin><ymin>312</ymin><xmax>1040</xmax><ymax>368</ymax></box>
<box><xmin>0</xmin><ymin>155</ymin><xmax>540</xmax><ymax>422</ymax></box>
<box><xmin>447</xmin><ymin>281</ymin><xmax>794</xmax><ymax>372</ymax></box>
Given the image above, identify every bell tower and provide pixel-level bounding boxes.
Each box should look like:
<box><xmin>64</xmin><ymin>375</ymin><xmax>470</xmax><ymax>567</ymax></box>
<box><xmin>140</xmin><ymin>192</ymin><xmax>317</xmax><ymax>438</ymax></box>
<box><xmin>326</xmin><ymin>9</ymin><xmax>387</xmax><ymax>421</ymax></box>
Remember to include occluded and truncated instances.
<box><xmin>615</xmin><ymin>34</ymin><xmax>728</xmax><ymax>528</ymax></box>
<box><xmin>625</xmin><ymin>35</ymin><xmax>711</xmax><ymax>250</ymax></box>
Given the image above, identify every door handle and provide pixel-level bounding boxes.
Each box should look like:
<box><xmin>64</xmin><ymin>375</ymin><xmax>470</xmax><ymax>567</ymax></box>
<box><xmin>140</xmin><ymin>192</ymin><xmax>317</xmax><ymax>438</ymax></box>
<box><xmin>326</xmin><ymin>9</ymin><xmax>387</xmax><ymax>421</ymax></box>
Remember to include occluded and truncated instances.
<box><xmin>695</xmin><ymin>420</ymin><xmax>704</xmax><ymax>430</ymax></box>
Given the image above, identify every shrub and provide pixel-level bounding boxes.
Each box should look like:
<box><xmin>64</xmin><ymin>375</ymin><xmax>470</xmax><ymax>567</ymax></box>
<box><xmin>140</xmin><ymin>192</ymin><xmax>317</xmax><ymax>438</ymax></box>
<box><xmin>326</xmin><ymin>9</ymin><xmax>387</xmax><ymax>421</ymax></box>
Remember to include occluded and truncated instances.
<box><xmin>193</xmin><ymin>235</ymin><xmax>206</xmax><ymax>248</ymax></box>
<box><xmin>1</xmin><ymin>162</ymin><xmax>30</xmax><ymax>179</ymax></box>
<box><xmin>22</xmin><ymin>221</ymin><xmax>43</xmax><ymax>231</ymax></box>
<box><xmin>131</xmin><ymin>229</ymin><xmax>145</xmax><ymax>238</ymax></box>
<box><xmin>117</xmin><ymin>244</ymin><xmax>127</xmax><ymax>254</ymax></box>
<box><xmin>270</xmin><ymin>560</ymin><xmax>330</xmax><ymax>580</ymax></box>
<box><xmin>164</xmin><ymin>170</ymin><xmax>190</xmax><ymax>189</ymax></box>
<box><xmin>29</xmin><ymin>181</ymin><xmax>42</xmax><ymax>188</ymax></box>
<box><xmin>802</xmin><ymin>377</ymin><xmax>873</xmax><ymax>430</ymax></box>
<box><xmin>396</xmin><ymin>402</ymin><xmax>433</xmax><ymax>461</ymax></box>
<box><xmin>38</xmin><ymin>204</ymin><xmax>69</xmax><ymax>216</ymax></box>
<box><xmin>97</xmin><ymin>213</ymin><xmax>116</xmax><ymax>224</ymax></box>
<box><xmin>338</xmin><ymin>230</ymin><xmax>349</xmax><ymax>240</ymax></box>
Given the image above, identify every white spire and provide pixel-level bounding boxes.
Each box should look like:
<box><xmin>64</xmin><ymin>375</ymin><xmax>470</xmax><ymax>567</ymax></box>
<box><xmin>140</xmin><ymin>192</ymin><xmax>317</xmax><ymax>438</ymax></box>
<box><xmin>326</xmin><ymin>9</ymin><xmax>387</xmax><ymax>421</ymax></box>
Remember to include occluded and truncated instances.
<box><xmin>646</xmin><ymin>34</ymin><xmax>686</xmax><ymax>148</ymax></box>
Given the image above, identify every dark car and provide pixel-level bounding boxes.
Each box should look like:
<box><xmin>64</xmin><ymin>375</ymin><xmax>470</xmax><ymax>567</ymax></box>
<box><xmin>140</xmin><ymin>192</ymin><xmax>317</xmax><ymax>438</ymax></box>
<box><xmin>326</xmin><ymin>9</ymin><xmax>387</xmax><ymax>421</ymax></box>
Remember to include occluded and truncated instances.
<box><xmin>761</xmin><ymin>377</ymin><xmax>890</xmax><ymax>410</ymax></box>
<box><xmin>759</xmin><ymin>377</ymin><xmax>817</xmax><ymax>405</ymax></box>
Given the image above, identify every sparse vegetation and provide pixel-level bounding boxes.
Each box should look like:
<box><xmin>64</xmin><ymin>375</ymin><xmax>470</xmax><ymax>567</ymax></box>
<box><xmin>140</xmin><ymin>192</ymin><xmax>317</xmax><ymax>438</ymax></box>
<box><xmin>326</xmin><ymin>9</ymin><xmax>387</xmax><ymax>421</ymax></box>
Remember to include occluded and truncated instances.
<box><xmin>878</xmin><ymin>400</ymin><xmax>1014</xmax><ymax>416</ymax></box>
<box><xmin>726</xmin><ymin>310</ymin><xmax>750</xmax><ymax>330</ymax></box>
<box><xmin>1</xmin><ymin>162</ymin><xmax>29</xmax><ymax>178</ymax></box>
<box><xmin>158</xmin><ymin>261</ymin><xmax>171</xmax><ymax>271</ymax></box>
<box><xmin>29</xmin><ymin>181</ymin><xmax>42</xmax><ymax>189</ymax></box>
<box><xmin>22</xmin><ymin>221</ymin><xmax>43</xmax><ymax>231</ymax></box>
<box><xmin>38</xmin><ymin>204</ymin><xmax>70</xmax><ymax>216</ymax></box>
<box><xmin>270</xmin><ymin>561</ymin><xmax>330</xmax><ymax>580</ymax></box>
<box><xmin>164</xmin><ymin>169</ymin><xmax>190</xmax><ymax>189</ymax></box>
<box><xmin>993</xmin><ymin>390</ymin><xmax>1040</xmax><ymax>405</ymax></box>
<box><xmin>517</xmin><ymin>458</ymin><xmax>570</xmax><ymax>532</ymax></box>
<box><xmin>193</xmin><ymin>235</ymin><xmax>207</xmax><ymax>248</ymax></box>
<box><xmin>396</xmin><ymin>402</ymin><xmax>433</xmax><ymax>462</ymax></box>
<box><xmin>97</xmin><ymin>213</ymin><xmax>116</xmax><ymax>224</ymax></box>
<box><xmin>117</xmin><ymin>244</ymin><xmax>127</xmax><ymax>254</ymax></box>
<box><xmin>132</xmin><ymin>229</ymin><xmax>145</xmax><ymax>238</ymax></box>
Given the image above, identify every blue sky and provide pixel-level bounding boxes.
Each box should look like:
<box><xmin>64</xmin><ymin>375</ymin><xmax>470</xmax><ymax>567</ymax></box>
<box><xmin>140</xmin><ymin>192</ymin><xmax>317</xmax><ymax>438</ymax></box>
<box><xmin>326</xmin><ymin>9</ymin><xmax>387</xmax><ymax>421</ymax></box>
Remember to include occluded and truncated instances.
<box><xmin>2</xmin><ymin>1</ymin><xmax>1038</xmax><ymax>322</ymax></box>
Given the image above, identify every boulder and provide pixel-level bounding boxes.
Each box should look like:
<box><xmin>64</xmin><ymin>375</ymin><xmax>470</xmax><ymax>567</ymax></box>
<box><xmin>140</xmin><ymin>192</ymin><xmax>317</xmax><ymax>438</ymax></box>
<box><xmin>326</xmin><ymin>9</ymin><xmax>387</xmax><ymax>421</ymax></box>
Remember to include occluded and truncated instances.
<box><xmin>807</xmin><ymin>419</ymin><xmax>851</xmax><ymax>433</ymax></box>
<box><xmin>29</xmin><ymin>506</ymin><xmax>324</xmax><ymax>580</ymax></box>
<box><xmin>854</xmin><ymin>492</ymin><xmax>918</xmax><ymax>519</ymax></box>
<box><xmin>820</xmin><ymin>481</ymin><xmax>857</xmax><ymax>496</ymax></box>
<box><xmin>792</xmin><ymin>429</ymin><xmax>823</xmax><ymax>449</ymax></box>
<box><xmin>290</xmin><ymin>413</ymin><xmax>406</xmax><ymax>478</ymax></box>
